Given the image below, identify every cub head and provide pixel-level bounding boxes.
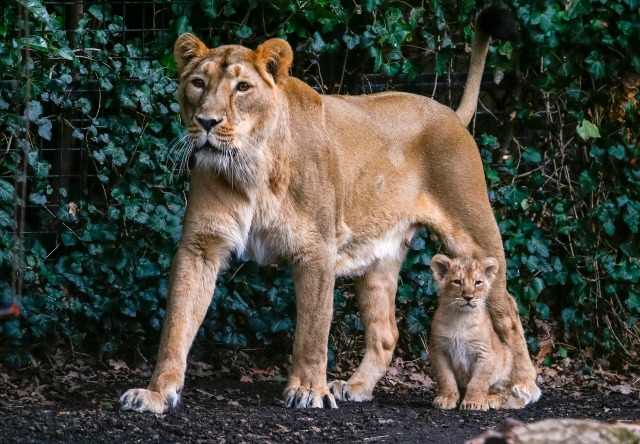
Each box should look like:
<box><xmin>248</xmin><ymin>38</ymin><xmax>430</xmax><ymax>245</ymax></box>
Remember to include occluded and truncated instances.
<box><xmin>430</xmin><ymin>254</ymin><xmax>499</xmax><ymax>311</ymax></box>
<box><xmin>173</xmin><ymin>33</ymin><xmax>293</xmax><ymax>177</ymax></box>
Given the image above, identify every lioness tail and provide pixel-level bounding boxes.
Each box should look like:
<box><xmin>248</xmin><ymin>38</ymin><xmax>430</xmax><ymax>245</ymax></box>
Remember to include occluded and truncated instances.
<box><xmin>456</xmin><ymin>5</ymin><xmax>516</xmax><ymax>127</ymax></box>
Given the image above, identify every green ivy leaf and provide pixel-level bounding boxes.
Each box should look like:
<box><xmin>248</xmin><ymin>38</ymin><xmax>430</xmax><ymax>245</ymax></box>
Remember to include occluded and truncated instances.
<box><xmin>0</xmin><ymin>179</ymin><xmax>15</xmax><ymax>203</ymax></box>
<box><xmin>19</xmin><ymin>36</ymin><xmax>48</xmax><ymax>52</ymax></box>
<box><xmin>576</xmin><ymin>119</ymin><xmax>600</xmax><ymax>140</ymax></box>
<box><xmin>311</xmin><ymin>31</ymin><xmax>325</xmax><ymax>53</ymax></box>
<box><xmin>522</xmin><ymin>147</ymin><xmax>542</xmax><ymax>163</ymax></box>
<box><xmin>270</xmin><ymin>317</ymin><xmax>293</xmax><ymax>333</ymax></box>
<box><xmin>434</xmin><ymin>48</ymin><xmax>452</xmax><ymax>75</ymax></box>
<box><xmin>364</xmin><ymin>0</ymin><xmax>380</xmax><ymax>12</ymax></box>
<box><xmin>608</xmin><ymin>145</ymin><xmax>626</xmax><ymax>160</ymax></box>
<box><xmin>58</xmin><ymin>47</ymin><xmax>74</xmax><ymax>61</ymax></box>
<box><xmin>342</xmin><ymin>33</ymin><xmax>360</xmax><ymax>50</ymax></box>
<box><xmin>37</xmin><ymin>118</ymin><xmax>52</xmax><ymax>141</ymax></box>
<box><xmin>87</xmin><ymin>4</ymin><xmax>105</xmax><ymax>22</ymax></box>
<box><xmin>397</xmin><ymin>284</ymin><xmax>415</xmax><ymax>303</ymax></box>
<box><xmin>536</xmin><ymin>302</ymin><xmax>550</xmax><ymax>320</ymax></box>
<box><xmin>588</xmin><ymin>60</ymin><xmax>605</xmax><ymax>78</ymax></box>
<box><xmin>380</xmin><ymin>62</ymin><xmax>400</xmax><ymax>77</ymax></box>
<box><xmin>29</xmin><ymin>192</ymin><xmax>47</xmax><ymax>205</ymax></box>
<box><xmin>235</xmin><ymin>25</ymin><xmax>253</xmax><ymax>39</ymax></box>
<box><xmin>24</xmin><ymin>101</ymin><xmax>43</xmax><ymax>121</ymax></box>
<box><xmin>626</xmin><ymin>293</ymin><xmax>640</xmax><ymax>314</ymax></box>
<box><xmin>0</xmin><ymin>209</ymin><xmax>13</xmax><ymax>227</ymax></box>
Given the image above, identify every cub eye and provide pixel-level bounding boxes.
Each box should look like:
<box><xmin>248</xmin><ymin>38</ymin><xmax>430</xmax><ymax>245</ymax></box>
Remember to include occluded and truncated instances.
<box><xmin>191</xmin><ymin>78</ymin><xmax>205</xmax><ymax>88</ymax></box>
<box><xmin>236</xmin><ymin>82</ymin><xmax>251</xmax><ymax>92</ymax></box>
<box><xmin>474</xmin><ymin>280</ymin><xmax>483</xmax><ymax>286</ymax></box>
<box><xmin>452</xmin><ymin>279</ymin><xmax>462</xmax><ymax>285</ymax></box>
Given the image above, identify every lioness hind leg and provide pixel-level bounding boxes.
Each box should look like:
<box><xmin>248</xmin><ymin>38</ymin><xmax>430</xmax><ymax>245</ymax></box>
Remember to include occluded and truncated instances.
<box><xmin>329</xmin><ymin>257</ymin><xmax>404</xmax><ymax>402</ymax></box>
<box><xmin>487</xmin><ymin>390</ymin><xmax>529</xmax><ymax>410</ymax></box>
<box><xmin>415</xmin><ymin>123</ymin><xmax>539</xmax><ymax>407</ymax></box>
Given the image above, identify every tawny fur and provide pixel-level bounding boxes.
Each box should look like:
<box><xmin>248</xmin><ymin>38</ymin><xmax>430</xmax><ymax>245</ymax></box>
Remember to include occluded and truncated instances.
<box><xmin>119</xmin><ymin>7</ymin><xmax>539</xmax><ymax>413</ymax></box>
<box><xmin>429</xmin><ymin>255</ymin><xmax>541</xmax><ymax>411</ymax></box>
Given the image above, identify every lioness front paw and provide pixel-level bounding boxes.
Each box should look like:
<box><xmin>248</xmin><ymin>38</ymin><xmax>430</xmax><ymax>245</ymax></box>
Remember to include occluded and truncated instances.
<box><xmin>119</xmin><ymin>388</ymin><xmax>180</xmax><ymax>414</ymax></box>
<box><xmin>511</xmin><ymin>380</ymin><xmax>542</xmax><ymax>405</ymax></box>
<box><xmin>283</xmin><ymin>387</ymin><xmax>337</xmax><ymax>409</ymax></box>
<box><xmin>328</xmin><ymin>380</ymin><xmax>374</xmax><ymax>402</ymax></box>
<box><xmin>460</xmin><ymin>398</ymin><xmax>489</xmax><ymax>411</ymax></box>
<box><xmin>432</xmin><ymin>395</ymin><xmax>458</xmax><ymax>410</ymax></box>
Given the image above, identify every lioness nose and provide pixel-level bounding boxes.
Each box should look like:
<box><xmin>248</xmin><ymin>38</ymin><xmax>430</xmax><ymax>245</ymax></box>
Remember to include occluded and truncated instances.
<box><xmin>197</xmin><ymin>116</ymin><xmax>222</xmax><ymax>131</ymax></box>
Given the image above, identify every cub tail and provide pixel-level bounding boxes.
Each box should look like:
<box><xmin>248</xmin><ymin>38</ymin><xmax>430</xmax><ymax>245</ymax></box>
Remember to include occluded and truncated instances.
<box><xmin>455</xmin><ymin>5</ymin><xmax>516</xmax><ymax>127</ymax></box>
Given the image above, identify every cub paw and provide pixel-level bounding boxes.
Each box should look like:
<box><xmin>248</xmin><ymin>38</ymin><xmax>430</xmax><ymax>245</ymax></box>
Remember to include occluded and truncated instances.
<box><xmin>511</xmin><ymin>380</ymin><xmax>542</xmax><ymax>405</ymax></box>
<box><xmin>432</xmin><ymin>395</ymin><xmax>458</xmax><ymax>410</ymax></box>
<box><xmin>283</xmin><ymin>387</ymin><xmax>337</xmax><ymax>409</ymax></box>
<box><xmin>460</xmin><ymin>398</ymin><xmax>489</xmax><ymax>411</ymax></box>
<box><xmin>328</xmin><ymin>380</ymin><xmax>374</xmax><ymax>402</ymax></box>
<box><xmin>119</xmin><ymin>388</ymin><xmax>180</xmax><ymax>414</ymax></box>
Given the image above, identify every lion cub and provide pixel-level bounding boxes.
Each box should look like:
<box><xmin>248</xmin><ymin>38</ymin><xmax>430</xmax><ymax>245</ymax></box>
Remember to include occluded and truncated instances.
<box><xmin>429</xmin><ymin>254</ymin><xmax>540</xmax><ymax>410</ymax></box>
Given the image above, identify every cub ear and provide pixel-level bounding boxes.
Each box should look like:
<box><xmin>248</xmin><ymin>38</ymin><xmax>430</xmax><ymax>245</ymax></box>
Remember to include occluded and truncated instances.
<box><xmin>174</xmin><ymin>33</ymin><xmax>210</xmax><ymax>76</ymax></box>
<box><xmin>430</xmin><ymin>254</ymin><xmax>452</xmax><ymax>283</ymax></box>
<box><xmin>255</xmin><ymin>38</ymin><xmax>293</xmax><ymax>85</ymax></box>
<box><xmin>483</xmin><ymin>257</ymin><xmax>500</xmax><ymax>280</ymax></box>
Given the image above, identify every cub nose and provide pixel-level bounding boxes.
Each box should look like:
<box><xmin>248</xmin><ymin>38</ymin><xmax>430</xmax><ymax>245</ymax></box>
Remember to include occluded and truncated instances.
<box><xmin>463</xmin><ymin>294</ymin><xmax>473</xmax><ymax>302</ymax></box>
<box><xmin>197</xmin><ymin>116</ymin><xmax>222</xmax><ymax>131</ymax></box>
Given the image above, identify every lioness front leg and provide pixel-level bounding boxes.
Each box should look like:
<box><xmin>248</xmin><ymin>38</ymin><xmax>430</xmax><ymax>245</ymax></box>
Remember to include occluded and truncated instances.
<box><xmin>329</xmin><ymin>258</ymin><xmax>402</xmax><ymax>402</ymax></box>
<box><xmin>120</xmin><ymin>237</ymin><xmax>228</xmax><ymax>413</ymax></box>
<box><xmin>283</xmin><ymin>252</ymin><xmax>337</xmax><ymax>409</ymax></box>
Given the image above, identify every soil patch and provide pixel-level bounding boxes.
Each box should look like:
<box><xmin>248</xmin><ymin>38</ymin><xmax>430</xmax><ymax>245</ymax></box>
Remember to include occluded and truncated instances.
<box><xmin>1</xmin><ymin>371</ymin><xmax>638</xmax><ymax>443</ymax></box>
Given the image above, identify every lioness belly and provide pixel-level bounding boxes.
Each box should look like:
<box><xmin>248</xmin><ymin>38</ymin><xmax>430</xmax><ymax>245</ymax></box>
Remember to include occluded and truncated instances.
<box><xmin>335</xmin><ymin>223</ymin><xmax>416</xmax><ymax>277</ymax></box>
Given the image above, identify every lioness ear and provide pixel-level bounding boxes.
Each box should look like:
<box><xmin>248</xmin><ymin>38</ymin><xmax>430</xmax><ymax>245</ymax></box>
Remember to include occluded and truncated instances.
<box><xmin>174</xmin><ymin>33</ymin><xmax>210</xmax><ymax>76</ymax></box>
<box><xmin>255</xmin><ymin>38</ymin><xmax>293</xmax><ymax>85</ymax></box>
<box><xmin>430</xmin><ymin>254</ymin><xmax>452</xmax><ymax>283</ymax></box>
<box><xmin>483</xmin><ymin>257</ymin><xmax>499</xmax><ymax>280</ymax></box>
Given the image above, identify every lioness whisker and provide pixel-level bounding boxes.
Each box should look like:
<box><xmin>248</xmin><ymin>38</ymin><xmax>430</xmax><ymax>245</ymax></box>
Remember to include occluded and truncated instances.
<box><xmin>164</xmin><ymin>132</ymin><xmax>192</xmax><ymax>184</ymax></box>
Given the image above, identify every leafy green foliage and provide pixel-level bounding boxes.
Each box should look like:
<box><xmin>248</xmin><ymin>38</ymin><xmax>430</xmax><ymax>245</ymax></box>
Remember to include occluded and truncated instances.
<box><xmin>1</xmin><ymin>0</ymin><xmax>639</xmax><ymax>368</ymax></box>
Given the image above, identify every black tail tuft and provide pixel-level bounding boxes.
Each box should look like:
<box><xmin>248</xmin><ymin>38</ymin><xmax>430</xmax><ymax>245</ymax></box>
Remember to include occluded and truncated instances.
<box><xmin>476</xmin><ymin>4</ymin><xmax>517</xmax><ymax>41</ymax></box>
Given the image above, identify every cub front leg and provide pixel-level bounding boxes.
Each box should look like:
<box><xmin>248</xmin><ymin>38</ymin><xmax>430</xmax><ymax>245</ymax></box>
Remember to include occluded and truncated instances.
<box><xmin>459</xmin><ymin>356</ymin><xmax>494</xmax><ymax>411</ymax></box>
<box><xmin>429</xmin><ymin>346</ymin><xmax>460</xmax><ymax>410</ymax></box>
<box><xmin>120</xmin><ymin>237</ymin><xmax>229</xmax><ymax>413</ymax></box>
<box><xmin>283</xmin><ymin>252</ymin><xmax>337</xmax><ymax>409</ymax></box>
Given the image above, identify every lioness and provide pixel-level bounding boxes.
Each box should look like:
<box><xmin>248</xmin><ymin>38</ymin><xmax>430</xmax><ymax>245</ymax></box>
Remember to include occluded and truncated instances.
<box><xmin>429</xmin><ymin>254</ymin><xmax>542</xmax><ymax>410</ymax></box>
<box><xmin>120</xmin><ymin>5</ymin><xmax>539</xmax><ymax>412</ymax></box>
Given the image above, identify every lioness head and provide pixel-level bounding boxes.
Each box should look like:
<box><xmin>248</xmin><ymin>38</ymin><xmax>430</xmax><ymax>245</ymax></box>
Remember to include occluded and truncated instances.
<box><xmin>173</xmin><ymin>34</ymin><xmax>293</xmax><ymax>178</ymax></box>
<box><xmin>430</xmin><ymin>254</ymin><xmax>499</xmax><ymax>311</ymax></box>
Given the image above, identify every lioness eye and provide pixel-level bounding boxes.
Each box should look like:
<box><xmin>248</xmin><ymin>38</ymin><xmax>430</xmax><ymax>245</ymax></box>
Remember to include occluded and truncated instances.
<box><xmin>191</xmin><ymin>78</ymin><xmax>205</xmax><ymax>88</ymax></box>
<box><xmin>453</xmin><ymin>279</ymin><xmax>462</xmax><ymax>285</ymax></box>
<box><xmin>475</xmin><ymin>280</ymin><xmax>483</xmax><ymax>286</ymax></box>
<box><xmin>236</xmin><ymin>82</ymin><xmax>251</xmax><ymax>92</ymax></box>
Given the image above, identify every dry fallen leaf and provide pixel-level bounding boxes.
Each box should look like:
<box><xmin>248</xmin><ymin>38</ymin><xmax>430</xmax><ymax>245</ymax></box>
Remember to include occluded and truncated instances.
<box><xmin>107</xmin><ymin>359</ymin><xmax>129</xmax><ymax>371</ymax></box>
<box><xmin>612</xmin><ymin>384</ymin><xmax>634</xmax><ymax>395</ymax></box>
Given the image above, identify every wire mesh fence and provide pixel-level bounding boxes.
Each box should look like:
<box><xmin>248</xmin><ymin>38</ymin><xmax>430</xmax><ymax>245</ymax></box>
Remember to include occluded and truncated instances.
<box><xmin>2</xmin><ymin>1</ymin><xmax>510</xmax><ymax>319</ymax></box>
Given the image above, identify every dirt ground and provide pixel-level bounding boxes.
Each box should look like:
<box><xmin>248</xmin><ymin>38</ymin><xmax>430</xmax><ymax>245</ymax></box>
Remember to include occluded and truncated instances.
<box><xmin>1</xmin><ymin>357</ymin><xmax>639</xmax><ymax>444</ymax></box>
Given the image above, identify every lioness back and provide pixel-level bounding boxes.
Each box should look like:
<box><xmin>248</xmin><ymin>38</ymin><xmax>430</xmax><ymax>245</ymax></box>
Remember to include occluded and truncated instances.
<box><xmin>323</xmin><ymin>92</ymin><xmax>463</xmax><ymax>159</ymax></box>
